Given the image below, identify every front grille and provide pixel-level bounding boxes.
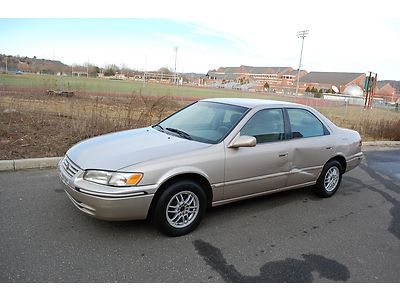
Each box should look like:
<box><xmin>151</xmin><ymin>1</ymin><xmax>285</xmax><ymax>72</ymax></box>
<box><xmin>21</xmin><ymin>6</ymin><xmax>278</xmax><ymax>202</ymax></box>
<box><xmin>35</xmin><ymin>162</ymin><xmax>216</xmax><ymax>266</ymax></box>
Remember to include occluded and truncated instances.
<box><xmin>62</xmin><ymin>156</ymin><xmax>80</xmax><ymax>178</ymax></box>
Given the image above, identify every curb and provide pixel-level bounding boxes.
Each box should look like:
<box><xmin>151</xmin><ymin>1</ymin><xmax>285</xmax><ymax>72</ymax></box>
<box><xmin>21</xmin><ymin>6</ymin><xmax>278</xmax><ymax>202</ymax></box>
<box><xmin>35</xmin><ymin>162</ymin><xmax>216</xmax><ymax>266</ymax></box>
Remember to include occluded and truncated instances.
<box><xmin>0</xmin><ymin>141</ymin><xmax>399</xmax><ymax>172</ymax></box>
<box><xmin>362</xmin><ymin>141</ymin><xmax>400</xmax><ymax>147</ymax></box>
<box><xmin>0</xmin><ymin>157</ymin><xmax>62</xmax><ymax>172</ymax></box>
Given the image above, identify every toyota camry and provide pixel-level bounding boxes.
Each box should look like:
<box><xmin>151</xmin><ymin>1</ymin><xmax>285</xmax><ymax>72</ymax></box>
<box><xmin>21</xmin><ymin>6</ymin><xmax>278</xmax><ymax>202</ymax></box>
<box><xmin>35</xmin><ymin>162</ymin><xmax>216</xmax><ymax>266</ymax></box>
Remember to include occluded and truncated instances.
<box><xmin>58</xmin><ymin>98</ymin><xmax>363</xmax><ymax>236</ymax></box>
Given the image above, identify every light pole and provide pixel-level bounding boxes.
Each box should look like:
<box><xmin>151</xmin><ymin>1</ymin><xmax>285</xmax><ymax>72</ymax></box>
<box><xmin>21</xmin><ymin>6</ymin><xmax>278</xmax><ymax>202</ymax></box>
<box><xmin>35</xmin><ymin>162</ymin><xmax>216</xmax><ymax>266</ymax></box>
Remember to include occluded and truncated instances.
<box><xmin>295</xmin><ymin>29</ymin><xmax>309</xmax><ymax>96</ymax></box>
<box><xmin>173</xmin><ymin>46</ymin><xmax>178</xmax><ymax>85</ymax></box>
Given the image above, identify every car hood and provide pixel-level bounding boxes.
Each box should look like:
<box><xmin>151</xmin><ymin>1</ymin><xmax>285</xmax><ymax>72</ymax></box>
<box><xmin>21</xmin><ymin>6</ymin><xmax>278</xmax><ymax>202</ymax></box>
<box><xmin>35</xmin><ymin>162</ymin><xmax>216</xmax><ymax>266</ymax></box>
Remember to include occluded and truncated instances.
<box><xmin>67</xmin><ymin>127</ymin><xmax>210</xmax><ymax>170</ymax></box>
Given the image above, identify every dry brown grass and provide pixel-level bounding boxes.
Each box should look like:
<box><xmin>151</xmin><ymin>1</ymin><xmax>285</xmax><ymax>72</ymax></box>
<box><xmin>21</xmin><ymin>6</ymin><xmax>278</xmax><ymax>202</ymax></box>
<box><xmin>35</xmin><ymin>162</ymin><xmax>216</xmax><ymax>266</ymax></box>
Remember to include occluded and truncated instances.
<box><xmin>0</xmin><ymin>94</ymin><xmax>399</xmax><ymax>160</ymax></box>
<box><xmin>317</xmin><ymin>105</ymin><xmax>400</xmax><ymax>141</ymax></box>
<box><xmin>0</xmin><ymin>94</ymin><xmax>184</xmax><ymax>159</ymax></box>
<box><xmin>62</xmin><ymin>95</ymin><xmax>182</xmax><ymax>139</ymax></box>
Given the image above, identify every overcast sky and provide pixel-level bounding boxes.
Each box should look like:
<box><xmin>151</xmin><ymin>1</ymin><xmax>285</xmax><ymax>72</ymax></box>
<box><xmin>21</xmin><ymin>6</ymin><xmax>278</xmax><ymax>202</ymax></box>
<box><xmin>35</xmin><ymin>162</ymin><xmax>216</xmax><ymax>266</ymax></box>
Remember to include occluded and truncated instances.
<box><xmin>1</xmin><ymin>0</ymin><xmax>399</xmax><ymax>79</ymax></box>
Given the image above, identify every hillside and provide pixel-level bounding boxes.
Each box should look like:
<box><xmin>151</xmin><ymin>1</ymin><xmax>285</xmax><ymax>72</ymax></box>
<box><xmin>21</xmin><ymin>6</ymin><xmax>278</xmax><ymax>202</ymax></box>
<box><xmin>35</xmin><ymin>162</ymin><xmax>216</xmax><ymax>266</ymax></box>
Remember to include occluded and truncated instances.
<box><xmin>0</xmin><ymin>54</ymin><xmax>70</xmax><ymax>75</ymax></box>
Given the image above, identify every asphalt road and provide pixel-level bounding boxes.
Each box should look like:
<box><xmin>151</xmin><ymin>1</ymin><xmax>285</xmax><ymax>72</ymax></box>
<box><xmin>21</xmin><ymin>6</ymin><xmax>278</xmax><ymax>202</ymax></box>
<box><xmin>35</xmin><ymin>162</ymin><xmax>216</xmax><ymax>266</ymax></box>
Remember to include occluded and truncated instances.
<box><xmin>1</xmin><ymin>148</ymin><xmax>399</xmax><ymax>282</ymax></box>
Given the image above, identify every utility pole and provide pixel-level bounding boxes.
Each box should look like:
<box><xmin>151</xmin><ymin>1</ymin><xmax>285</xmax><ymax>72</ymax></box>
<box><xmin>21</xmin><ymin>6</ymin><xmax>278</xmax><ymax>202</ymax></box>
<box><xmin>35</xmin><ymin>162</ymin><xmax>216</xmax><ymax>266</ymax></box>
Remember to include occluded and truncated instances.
<box><xmin>173</xmin><ymin>46</ymin><xmax>178</xmax><ymax>85</ymax></box>
<box><xmin>143</xmin><ymin>55</ymin><xmax>147</xmax><ymax>87</ymax></box>
<box><xmin>5</xmin><ymin>56</ymin><xmax>8</xmax><ymax>74</ymax></box>
<box><xmin>295</xmin><ymin>29</ymin><xmax>309</xmax><ymax>96</ymax></box>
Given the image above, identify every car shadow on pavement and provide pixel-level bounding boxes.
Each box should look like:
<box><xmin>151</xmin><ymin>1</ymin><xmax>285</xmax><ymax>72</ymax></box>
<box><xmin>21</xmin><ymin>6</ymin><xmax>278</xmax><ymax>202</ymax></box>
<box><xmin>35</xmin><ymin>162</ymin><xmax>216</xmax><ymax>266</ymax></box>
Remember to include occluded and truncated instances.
<box><xmin>193</xmin><ymin>239</ymin><xmax>350</xmax><ymax>283</ymax></box>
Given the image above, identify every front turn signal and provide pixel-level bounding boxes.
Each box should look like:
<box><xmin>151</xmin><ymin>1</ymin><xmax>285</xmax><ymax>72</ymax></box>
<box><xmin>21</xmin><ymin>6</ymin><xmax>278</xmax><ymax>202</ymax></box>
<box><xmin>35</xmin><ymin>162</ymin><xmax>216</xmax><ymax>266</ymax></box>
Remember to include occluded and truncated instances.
<box><xmin>126</xmin><ymin>173</ymin><xmax>143</xmax><ymax>185</ymax></box>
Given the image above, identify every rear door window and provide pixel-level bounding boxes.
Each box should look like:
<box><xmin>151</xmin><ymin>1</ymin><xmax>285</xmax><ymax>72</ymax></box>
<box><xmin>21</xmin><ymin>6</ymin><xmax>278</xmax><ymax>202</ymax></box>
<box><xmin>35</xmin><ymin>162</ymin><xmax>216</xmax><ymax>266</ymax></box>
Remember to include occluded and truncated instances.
<box><xmin>287</xmin><ymin>108</ymin><xmax>326</xmax><ymax>138</ymax></box>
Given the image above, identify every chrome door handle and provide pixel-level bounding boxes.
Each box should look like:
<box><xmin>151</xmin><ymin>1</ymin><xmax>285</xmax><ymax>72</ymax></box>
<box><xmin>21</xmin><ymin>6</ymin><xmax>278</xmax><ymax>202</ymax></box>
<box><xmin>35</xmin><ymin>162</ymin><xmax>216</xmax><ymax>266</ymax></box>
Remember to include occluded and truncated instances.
<box><xmin>278</xmin><ymin>152</ymin><xmax>288</xmax><ymax>157</ymax></box>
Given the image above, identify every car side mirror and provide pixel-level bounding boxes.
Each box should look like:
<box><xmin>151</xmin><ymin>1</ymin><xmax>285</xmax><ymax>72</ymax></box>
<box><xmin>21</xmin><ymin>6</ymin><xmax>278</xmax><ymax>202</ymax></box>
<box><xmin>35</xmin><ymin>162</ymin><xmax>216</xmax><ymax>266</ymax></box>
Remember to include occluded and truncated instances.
<box><xmin>228</xmin><ymin>135</ymin><xmax>257</xmax><ymax>148</ymax></box>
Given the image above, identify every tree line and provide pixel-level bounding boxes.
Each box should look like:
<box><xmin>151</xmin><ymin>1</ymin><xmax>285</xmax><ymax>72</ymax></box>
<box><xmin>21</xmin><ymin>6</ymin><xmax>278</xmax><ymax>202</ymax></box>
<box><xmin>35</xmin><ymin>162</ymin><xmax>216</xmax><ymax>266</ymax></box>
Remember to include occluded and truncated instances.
<box><xmin>0</xmin><ymin>54</ymin><xmax>177</xmax><ymax>78</ymax></box>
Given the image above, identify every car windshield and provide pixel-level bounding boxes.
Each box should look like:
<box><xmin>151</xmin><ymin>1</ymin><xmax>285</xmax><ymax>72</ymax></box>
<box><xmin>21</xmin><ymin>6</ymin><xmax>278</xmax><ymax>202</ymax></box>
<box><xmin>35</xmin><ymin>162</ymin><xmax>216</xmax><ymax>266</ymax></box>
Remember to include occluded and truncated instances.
<box><xmin>156</xmin><ymin>101</ymin><xmax>249</xmax><ymax>144</ymax></box>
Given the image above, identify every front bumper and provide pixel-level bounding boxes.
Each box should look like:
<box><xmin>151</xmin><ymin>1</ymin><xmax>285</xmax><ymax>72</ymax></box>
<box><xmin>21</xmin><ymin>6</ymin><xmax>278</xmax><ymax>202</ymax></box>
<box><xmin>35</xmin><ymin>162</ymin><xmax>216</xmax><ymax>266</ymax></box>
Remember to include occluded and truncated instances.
<box><xmin>57</xmin><ymin>157</ymin><xmax>155</xmax><ymax>221</ymax></box>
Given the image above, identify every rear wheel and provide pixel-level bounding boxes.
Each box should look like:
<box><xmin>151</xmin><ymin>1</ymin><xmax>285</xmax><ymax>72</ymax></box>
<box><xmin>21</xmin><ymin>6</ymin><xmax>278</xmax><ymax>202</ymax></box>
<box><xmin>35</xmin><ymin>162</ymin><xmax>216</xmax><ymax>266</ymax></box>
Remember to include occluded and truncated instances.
<box><xmin>314</xmin><ymin>160</ymin><xmax>342</xmax><ymax>198</ymax></box>
<box><xmin>152</xmin><ymin>180</ymin><xmax>207</xmax><ymax>236</ymax></box>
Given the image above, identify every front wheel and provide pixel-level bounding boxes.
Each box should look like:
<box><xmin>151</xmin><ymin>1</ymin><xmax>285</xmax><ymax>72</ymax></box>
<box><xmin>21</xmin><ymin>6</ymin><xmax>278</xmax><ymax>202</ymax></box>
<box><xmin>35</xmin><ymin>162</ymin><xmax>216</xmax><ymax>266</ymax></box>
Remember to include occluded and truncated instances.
<box><xmin>314</xmin><ymin>160</ymin><xmax>342</xmax><ymax>198</ymax></box>
<box><xmin>152</xmin><ymin>181</ymin><xmax>207</xmax><ymax>236</ymax></box>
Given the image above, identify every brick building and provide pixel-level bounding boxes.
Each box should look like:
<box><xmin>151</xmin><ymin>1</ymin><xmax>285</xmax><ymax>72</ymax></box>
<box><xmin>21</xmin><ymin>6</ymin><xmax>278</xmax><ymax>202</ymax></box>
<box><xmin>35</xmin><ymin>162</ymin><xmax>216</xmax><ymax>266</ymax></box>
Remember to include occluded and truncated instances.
<box><xmin>375</xmin><ymin>82</ymin><xmax>396</xmax><ymax>101</ymax></box>
<box><xmin>298</xmin><ymin>72</ymin><xmax>365</xmax><ymax>93</ymax></box>
<box><xmin>205</xmin><ymin>66</ymin><xmax>398</xmax><ymax>102</ymax></box>
<box><xmin>206</xmin><ymin>65</ymin><xmax>307</xmax><ymax>91</ymax></box>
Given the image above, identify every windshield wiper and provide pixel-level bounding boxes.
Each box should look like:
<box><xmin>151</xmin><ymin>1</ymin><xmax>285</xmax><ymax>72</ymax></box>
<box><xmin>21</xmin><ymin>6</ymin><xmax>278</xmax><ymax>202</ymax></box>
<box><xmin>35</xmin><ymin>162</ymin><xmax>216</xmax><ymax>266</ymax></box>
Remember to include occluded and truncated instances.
<box><xmin>152</xmin><ymin>124</ymin><xmax>165</xmax><ymax>132</ymax></box>
<box><xmin>166</xmin><ymin>127</ymin><xmax>192</xmax><ymax>140</ymax></box>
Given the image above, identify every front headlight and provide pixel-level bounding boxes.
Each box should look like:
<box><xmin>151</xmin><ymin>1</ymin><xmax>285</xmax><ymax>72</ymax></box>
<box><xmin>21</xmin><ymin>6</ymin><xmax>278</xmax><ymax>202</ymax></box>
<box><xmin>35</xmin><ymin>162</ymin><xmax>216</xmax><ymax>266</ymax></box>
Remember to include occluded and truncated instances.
<box><xmin>108</xmin><ymin>172</ymin><xmax>143</xmax><ymax>186</ymax></box>
<box><xmin>83</xmin><ymin>170</ymin><xmax>143</xmax><ymax>186</ymax></box>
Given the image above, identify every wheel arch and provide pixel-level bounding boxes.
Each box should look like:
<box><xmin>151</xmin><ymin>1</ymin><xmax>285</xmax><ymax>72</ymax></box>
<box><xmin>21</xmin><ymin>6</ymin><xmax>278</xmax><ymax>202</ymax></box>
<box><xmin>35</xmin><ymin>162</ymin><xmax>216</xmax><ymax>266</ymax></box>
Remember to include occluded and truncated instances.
<box><xmin>329</xmin><ymin>155</ymin><xmax>347</xmax><ymax>173</ymax></box>
<box><xmin>147</xmin><ymin>172</ymin><xmax>213</xmax><ymax>220</ymax></box>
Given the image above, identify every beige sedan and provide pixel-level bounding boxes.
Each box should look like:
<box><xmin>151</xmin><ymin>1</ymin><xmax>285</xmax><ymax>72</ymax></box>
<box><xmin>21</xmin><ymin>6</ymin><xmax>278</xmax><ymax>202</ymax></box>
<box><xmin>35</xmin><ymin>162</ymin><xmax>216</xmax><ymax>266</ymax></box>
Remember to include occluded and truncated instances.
<box><xmin>58</xmin><ymin>98</ymin><xmax>363</xmax><ymax>236</ymax></box>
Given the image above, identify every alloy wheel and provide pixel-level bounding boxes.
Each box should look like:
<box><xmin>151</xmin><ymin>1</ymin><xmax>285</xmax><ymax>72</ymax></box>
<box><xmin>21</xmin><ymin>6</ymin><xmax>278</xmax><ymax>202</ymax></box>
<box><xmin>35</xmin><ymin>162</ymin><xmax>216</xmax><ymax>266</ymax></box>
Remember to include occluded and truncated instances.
<box><xmin>324</xmin><ymin>166</ymin><xmax>340</xmax><ymax>192</ymax></box>
<box><xmin>165</xmin><ymin>191</ymin><xmax>199</xmax><ymax>229</ymax></box>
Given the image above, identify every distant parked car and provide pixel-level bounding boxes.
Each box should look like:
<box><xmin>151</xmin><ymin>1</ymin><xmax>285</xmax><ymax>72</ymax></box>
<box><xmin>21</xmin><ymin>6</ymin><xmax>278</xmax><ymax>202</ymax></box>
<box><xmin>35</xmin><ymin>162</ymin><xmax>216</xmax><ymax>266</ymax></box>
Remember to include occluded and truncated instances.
<box><xmin>58</xmin><ymin>98</ymin><xmax>363</xmax><ymax>236</ymax></box>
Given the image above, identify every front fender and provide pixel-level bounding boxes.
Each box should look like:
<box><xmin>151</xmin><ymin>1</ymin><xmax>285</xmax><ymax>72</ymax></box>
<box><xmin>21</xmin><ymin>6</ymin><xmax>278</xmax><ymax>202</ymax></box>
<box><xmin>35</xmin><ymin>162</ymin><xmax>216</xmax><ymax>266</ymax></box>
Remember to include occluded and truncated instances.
<box><xmin>156</xmin><ymin>166</ymin><xmax>212</xmax><ymax>186</ymax></box>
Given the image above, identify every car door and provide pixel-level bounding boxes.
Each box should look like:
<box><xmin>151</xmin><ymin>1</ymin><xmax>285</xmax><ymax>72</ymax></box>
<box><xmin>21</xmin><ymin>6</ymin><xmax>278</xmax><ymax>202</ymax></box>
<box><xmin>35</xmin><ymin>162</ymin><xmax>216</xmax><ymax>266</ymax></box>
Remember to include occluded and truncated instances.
<box><xmin>285</xmin><ymin>108</ymin><xmax>335</xmax><ymax>186</ymax></box>
<box><xmin>223</xmin><ymin>108</ymin><xmax>291</xmax><ymax>200</ymax></box>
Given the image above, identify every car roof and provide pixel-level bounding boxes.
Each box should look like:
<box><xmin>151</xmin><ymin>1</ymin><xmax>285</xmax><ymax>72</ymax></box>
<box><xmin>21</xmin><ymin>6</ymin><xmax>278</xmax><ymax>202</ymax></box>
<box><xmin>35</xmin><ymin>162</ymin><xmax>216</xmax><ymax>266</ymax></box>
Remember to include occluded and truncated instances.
<box><xmin>200</xmin><ymin>97</ymin><xmax>305</xmax><ymax>109</ymax></box>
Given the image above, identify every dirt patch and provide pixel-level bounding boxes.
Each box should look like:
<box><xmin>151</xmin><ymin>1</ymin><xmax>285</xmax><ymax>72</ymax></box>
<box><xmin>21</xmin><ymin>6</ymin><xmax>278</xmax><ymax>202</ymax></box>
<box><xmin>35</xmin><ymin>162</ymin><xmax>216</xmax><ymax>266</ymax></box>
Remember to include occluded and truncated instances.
<box><xmin>0</xmin><ymin>110</ymin><xmax>82</xmax><ymax>159</ymax></box>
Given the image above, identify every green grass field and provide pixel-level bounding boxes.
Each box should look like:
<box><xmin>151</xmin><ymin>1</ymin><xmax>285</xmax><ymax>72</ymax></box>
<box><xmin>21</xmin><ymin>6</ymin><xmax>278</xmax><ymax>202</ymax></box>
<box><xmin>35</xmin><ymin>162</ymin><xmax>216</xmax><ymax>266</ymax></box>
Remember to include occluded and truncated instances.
<box><xmin>0</xmin><ymin>73</ymin><xmax>289</xmax><ymax>100</ymax></box>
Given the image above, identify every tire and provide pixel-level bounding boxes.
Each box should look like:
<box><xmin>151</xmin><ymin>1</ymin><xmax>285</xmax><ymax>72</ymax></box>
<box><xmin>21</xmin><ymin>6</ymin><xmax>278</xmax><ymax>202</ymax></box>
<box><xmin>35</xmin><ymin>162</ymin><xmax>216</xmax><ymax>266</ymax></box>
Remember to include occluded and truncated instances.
<box><xmin>314</xmin><ymin>160</ymin><xmax>343</xmax><ymax>198</ymax></box>
<box><xmin>152</xmin><ymin>180</ymin><xmax>207</xmax><ymax>236</ymax></box>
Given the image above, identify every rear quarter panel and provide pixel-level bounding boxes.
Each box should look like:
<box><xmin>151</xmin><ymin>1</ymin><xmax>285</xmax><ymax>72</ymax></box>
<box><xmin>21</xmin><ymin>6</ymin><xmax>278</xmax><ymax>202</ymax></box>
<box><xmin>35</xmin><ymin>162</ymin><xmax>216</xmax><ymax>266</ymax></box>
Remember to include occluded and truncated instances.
<box><xmin>333</xmin><ymin>128</ymin><xmax>363</xmax><ymax>172</ymax></box>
